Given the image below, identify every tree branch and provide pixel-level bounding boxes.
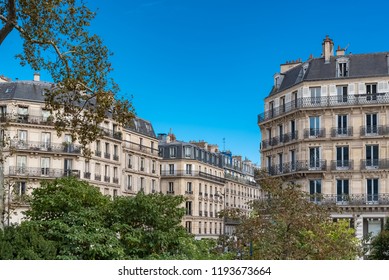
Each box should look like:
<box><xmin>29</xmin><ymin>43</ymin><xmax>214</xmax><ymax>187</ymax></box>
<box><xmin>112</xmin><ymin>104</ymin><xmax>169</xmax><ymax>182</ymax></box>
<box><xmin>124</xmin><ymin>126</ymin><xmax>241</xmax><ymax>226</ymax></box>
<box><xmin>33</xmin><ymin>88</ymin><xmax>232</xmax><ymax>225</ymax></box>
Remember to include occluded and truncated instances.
<box><xmin>0</xmin><ymin>0</ymin><xmax>16</xmax><ymax>45</ymax></box>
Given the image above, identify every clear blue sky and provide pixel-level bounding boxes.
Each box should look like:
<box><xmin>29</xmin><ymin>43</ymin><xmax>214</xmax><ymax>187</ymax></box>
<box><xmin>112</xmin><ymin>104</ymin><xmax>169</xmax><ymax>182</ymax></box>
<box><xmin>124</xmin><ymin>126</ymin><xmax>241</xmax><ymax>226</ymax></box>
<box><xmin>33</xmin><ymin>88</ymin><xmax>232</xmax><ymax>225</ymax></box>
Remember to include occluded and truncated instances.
<box><xmin>1</xmin><ymin>0</ymin><xmax>389</xmax><ymax>164</ymax></box>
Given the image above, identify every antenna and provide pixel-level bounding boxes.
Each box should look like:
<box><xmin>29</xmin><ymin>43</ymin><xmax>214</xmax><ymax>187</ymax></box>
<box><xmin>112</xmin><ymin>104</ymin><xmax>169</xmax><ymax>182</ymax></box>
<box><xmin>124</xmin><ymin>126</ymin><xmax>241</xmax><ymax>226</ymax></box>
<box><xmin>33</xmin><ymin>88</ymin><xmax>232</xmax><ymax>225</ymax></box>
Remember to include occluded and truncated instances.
<box><xmin>344</xmin><ymin>43</ymin><xmax>350</xmax><ymax>52</ymax></box>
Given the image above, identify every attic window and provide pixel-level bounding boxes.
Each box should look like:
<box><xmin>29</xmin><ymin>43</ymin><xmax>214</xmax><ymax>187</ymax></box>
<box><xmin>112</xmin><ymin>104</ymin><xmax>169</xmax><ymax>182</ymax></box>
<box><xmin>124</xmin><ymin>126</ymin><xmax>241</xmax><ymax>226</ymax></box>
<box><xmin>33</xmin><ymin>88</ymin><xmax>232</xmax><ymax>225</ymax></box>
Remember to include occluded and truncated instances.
<box><xmin>336</xmin><ymin>58</ymin><xmax>349</xmax><ymax>77</ymax></box>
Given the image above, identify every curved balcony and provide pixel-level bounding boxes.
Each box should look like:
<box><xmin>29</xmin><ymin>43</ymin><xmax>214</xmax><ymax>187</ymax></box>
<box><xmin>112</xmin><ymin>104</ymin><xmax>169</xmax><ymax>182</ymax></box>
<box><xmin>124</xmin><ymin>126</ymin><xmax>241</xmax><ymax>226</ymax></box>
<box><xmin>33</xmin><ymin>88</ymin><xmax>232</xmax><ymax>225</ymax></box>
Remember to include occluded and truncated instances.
<box><xmin>312</xmin><ymin>193</ymin><xmax>389</xmax><ymax>206</ymax></box>
<box><xmin>258</xmin><ymin>93</ymin><xmax>389</xmax><ymax>124</ymax></box>
<box><xmin>8</xmin><ymin>166</ymin><xmax>80</xmax><ymax>178</ymax></box>
<box><xmin>266</xmin><ymin>160</ymin><xmax>327</xmax><ymax>176</ymax></box>
<box><xmin>9</xmin><ymin>140</ymin><xmax>81</xmax><ymax>155</ymax></box>
<box><xmin>261</xmin><ymin>131</ymin><xmax>298</xmax><ymax>150</ymax></box>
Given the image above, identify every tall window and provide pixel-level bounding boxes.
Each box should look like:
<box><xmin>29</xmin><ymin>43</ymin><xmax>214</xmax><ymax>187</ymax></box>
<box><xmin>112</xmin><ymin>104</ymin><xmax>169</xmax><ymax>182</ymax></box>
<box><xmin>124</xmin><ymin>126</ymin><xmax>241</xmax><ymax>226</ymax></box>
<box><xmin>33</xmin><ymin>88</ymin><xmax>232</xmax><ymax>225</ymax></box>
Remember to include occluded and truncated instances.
<box><xmin>336</xmin><ymin>146</ymin><xmax>349</xmax><ymax>169</ymax></box>
<box><xmin>366</xmin><ymin>83</ymin><xmax>377</xmax><ymax>101</ymax></box>
<box><xmin>367</xmin><ymin>179</ymin><xmax>379</xmax><ymax>203</ymax></box>
<box><xmin>152</xmin><ymin>160</ymin><xmax>156</xmax><ymax>173</ymax></box>
<box><xmin>169</xmin><ymin>146</ymin><xmax>177</xmax><ymax>158</ymax></box>
<box><xmin>269</xmin><ymin>101</ymin><xmax>274</xmax><ymax>117</ymax></box>
<box><xmin>309</xmin><ymin>179</ymin><xmax>321</xmax><ymax>203</ymax></box>
<box><xmin>185</xmin><ymin>201</ymin><xmax>192</xmax><ymax>215</ymax></box>
<box><xmin>41</xmin><ymin>132</ymin><xmax>51</xmax><ymax>150</ymax></box>
<box><xmin>278</xmin><ymin>153</ymin><xmax>283</xmax><ymax>173</ymax></box>
<box><xmin>366</xmin><ymin>145</ymin><xmax>379</xmax><ymax>168</ymax></box>
<box><xmin>41</xmin><ymin>157</ymin><xmax>50</xmax><ymax>175</ymax></box>
<box><xmin>151</xmin><ymin>180</ymin><xmax>156</xmax><ymax>193</ymax></box>
<box><xmin>140</xmin><ymin>158</ymin><xmax>145</xmax><ymax>171</ymax></box>
<box><xmin>366</xmin><ymin>113</ymin><xmax>378</xmax><ymax>134</ymax></box>
<box><xmin>337</xmin><ymin>179</ymin><xmax>349</xmax><ymax>203</ymax></box>
<box><xmin>168</xmin><ymin>182</ymin><xmax>174</xmax><ymax>194</ymax></box>
<box><xmin>14</xmin><ymin>181</ymin><xmax>26</xmax><ymax>196</ymax></box>
<box><xmin>290</xmin><ymin>120</ymin><xmax>296</xmax><ymax>139</ymax></box>
<box><xmin>309</xmin><ymin>147</ymin><xmax>320</xmax><ymax>169</ymax></box>
<box><xmin>127</xmin><ymin>154</ymin><xmax>133</xmax><ymax>168</ymax></box>
<box><xmin>292</xmin><ymin>91</ymin><xmax>298</xmax><ymax>109</ymax></box>
<box><xmin>127</xmin><ymin>175</ymin><xmax>132</xmax><ymax>190</ymax></box>
<box><xmin>309</xmin><ymin>116</ymin><xmax>320</xmax><ymax>137</ymax></box>
<box><xmin>169</xmin><ymin>164</ymin><xmax>174</xmax><ymax>175</ymax></box>
<box><xmin>278</xmin><ymin>125</ymin><xmax>283</xmax><ymax>143</ymax></box>
<box><xmin>290</xmin><ymin>150</ymin><xmax>296</xmax><ymax>171</ymax></box>
<box><xmin>337</xmin><ymin>115</ymin><xmax>348</xmax><ymax>135</ymax></box>
<box><xmin>186</xmin><ymin>164</ymin><xmax>192</xmax><ymax>175</ymax></box>
<box><xmin>184</xmin><ymin>146</ymin><xmax>192</xmax><ymax>158</ymax></box>
<box><xmin>337</xmin><ymin>85</ymin><xmax>348</xmax><ymax>102</ymax></box>
<box><xmin>64</xmin><ymin>158</ymin><xmax>73</xmax><ymax>176</ymax></box>
<box><xmin>337</xmin><ymin>62</ymin><xmax>348</xmax><ymax>77</ymax></box>
<box><xmin>186</xmin><ymin>182</ymin><xmax>192</xmax><ymax>194</ymax></box>
<box><xmin>140</xmin><ymin>177</ymin><xmax>145</xmax><ymax>191</ymax></box>
<box><xmin>310</xmin><ymin>87</ymin><xmax>321</xmax><ymax>104</ymax></box>
<box><xmin>280</xmin><ymin>96</ymin><xmax>286</xmax><ymax>113</ymax></box>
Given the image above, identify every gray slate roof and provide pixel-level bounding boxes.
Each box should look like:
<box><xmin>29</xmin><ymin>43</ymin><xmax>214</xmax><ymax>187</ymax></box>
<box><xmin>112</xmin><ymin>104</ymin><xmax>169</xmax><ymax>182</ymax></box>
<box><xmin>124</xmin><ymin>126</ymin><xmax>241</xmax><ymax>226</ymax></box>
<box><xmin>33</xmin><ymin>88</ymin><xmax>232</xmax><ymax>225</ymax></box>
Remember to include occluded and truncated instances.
<box><xmin>269</xmin><ymin>52</ymin><xmax>389</xmax><ymax>97</ymax></box>
<box><xmin>0</xmin><ymin>80</ymin><xmax>157</xmax><ymax>138</ymax></box>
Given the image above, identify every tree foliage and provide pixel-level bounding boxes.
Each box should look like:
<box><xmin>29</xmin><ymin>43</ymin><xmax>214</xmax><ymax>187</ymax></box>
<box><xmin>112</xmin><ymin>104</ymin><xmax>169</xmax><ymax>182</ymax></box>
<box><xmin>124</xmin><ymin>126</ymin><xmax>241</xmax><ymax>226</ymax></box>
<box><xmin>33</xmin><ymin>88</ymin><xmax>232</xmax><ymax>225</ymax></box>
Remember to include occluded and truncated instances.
<box><xmin>369</xmin><ymin>218</ymin><xmax>389</xmax><ymax>259</ymax></box>
<box><xmin>0</xmin><ymin>177</ymin><xmax>224</xmax><ymax>260</ymax></box>
<box><xmin>0</xmin><ymin>0</ymin><xmax>135</xmax><ymax>154</ymax></box>
<box><xmin>230</xmin><ymin>172</ymin><xmax>361</xmax><ymax>260</ymax></box>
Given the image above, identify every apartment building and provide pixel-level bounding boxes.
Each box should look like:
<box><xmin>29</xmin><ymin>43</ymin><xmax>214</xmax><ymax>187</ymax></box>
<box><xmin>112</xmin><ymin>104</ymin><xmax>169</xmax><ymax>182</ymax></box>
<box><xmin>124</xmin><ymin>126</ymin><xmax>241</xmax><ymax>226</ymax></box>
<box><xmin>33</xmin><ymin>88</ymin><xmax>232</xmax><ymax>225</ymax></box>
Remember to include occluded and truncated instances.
<box><xmin>158</xmin><ymin>133</ymin><xmax>260</xmax><ymax>239</ymax></box>
<box><xmin>0</xmin><ymin>75</ymin><xmax>160</xmax><ymax>224</ymax></box>
<box><xmin>257</xmin><ymin>36</ymin><xmax>389</xmax><ymax>239</ymax></box>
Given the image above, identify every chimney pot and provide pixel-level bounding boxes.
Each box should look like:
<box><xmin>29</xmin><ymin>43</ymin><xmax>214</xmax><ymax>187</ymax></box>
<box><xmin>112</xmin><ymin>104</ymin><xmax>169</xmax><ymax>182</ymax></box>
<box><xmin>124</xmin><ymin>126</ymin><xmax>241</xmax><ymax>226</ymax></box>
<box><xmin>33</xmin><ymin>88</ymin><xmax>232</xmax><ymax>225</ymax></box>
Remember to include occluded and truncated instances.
<box><xmin>33</xmin><ymin>73</ymin><xmax>40</xmax><ymax>82</ymax></box>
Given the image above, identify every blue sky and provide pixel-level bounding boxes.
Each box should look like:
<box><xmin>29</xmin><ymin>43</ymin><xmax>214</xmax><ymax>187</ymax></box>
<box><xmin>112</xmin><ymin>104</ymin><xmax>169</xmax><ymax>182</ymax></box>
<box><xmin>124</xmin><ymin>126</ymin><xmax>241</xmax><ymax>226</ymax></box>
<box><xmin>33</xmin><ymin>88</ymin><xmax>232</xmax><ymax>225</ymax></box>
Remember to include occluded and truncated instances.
<box><xmin>1</xmin><ymin>0</ymin><xmax>389</xmax><ymax>164</ymax></box>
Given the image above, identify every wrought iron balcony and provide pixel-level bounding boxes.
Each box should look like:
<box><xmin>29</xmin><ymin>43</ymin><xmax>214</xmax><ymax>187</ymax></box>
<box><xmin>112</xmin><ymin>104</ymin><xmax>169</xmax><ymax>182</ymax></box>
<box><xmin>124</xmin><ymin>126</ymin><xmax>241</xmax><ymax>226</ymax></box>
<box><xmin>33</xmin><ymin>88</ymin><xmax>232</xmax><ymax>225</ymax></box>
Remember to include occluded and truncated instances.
<box><xmin>8</xmin><ymin>166</ymin><xmax>80</xmax><ymax>178</ymax></box>
<box><xmin>84</xmin><ymin>172</ymin><xmax>91</xmax><ymax>179</ymax></box>
<box><xmin>261</xmin><ymin>131</ymin><xmax>299</xmax><ymax>150</ymax></box>
<box><xmin>9</xmin><ymin>140</ymin><xmax>81</xmax><ymax>154</ymax></box>
<box><xmin>0</xmin><ymin>113</ymin><xmax>55</xmax><ymax>125</ymax></box>
<box><xmin>361</xmin><ymin>159</ymin><xmax>389</xmax><ymax>170</ymax></box>
<box><xmin>113</xmin><ymin>154</ymin><xmax>119</xmax><ymax>161</ymax></box>
<box><xmin>360</xmin><ymin>126</ymin><xmax>386</xmax><ymax>136</ymax></box>
<box><xmin>104</xmin><ymin>153</ymin><xmax>110</xmax><ymax>159</ymax></box>
<box><xmin>123</xmin><ymin>141</ymin><xmax>159</xmax><ymax>156</ymax></box>
<box><xmin>160</xmin><ymin>170</ymin><xmax>226</xmax><ymax>183</ymax></box>
<box><xmin>311</xmin><ymin>193</ymin><xmax>389</xmax><ymax>206</ymax></box>
<box><xmin>266</xmin><ymin>160</ymin><xmax>327</xmax><ymax>175</ymax></box>
<box><xmin>104</xmin><ymin>176</ymin><xmax>110</xmax><ymax>182</ymax></box>
<box><xmin>331</xmin><ymin>127</ymin><xmax>353</xmax><ymax>137</ymax></box>
<box><xmin>258</xmin><ymin>93</ymin><xmax>389</xmax><ymax>123</ymax></box>
<box><xmin>95</xmin><ymin>174</ymin><xmax>101</xmax><ymax>181</ymax></box>
<box><xmin>95</xmin><ymin>150</ymin><xmax>102</xmax><ymax>157</ymax></box>
<box><xmin>113</xmin><ymin>177</ymin><xmax>119</xmax><ymax>184</ymax></box>
<box><xmin>303</xmin><ymin>128</ymin><xmax>326</xmax><ymax>138</ymax></box>
<box><xmin>330</xmin><ymin>160</ymin><xmax>354</xmax><ymax>171</ymax></box>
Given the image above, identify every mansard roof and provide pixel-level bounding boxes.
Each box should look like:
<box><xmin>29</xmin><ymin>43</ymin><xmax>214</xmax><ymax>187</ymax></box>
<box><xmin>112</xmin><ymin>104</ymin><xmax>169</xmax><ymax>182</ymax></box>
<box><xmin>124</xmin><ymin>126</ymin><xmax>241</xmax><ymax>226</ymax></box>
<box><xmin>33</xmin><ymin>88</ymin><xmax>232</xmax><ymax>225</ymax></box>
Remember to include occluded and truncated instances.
<box><xmin>268</xmin><ymin>52</ymin><xmax>389</xmax><ymax>97</ymax></box>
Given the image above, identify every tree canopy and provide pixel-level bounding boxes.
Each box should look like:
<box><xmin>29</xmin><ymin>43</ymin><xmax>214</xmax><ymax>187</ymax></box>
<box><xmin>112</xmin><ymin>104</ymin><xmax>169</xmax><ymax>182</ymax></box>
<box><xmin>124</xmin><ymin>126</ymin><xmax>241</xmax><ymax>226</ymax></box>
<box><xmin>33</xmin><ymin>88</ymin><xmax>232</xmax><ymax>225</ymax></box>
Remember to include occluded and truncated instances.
<box><xmin>0</xmin><ymin>177</ymin><xmax>226</xmax><ymax>260</ymax></box>
<box><xmin>0</xmin><ymin>0</ymin><xmax>135</xmax><ymax>151</ymax></box>
<box><xmin>228</xmin><ymin>172</ymin><xmax>361</xmax><ymax>260</ymax></box>
<box><xmin>369</xmin><ymin>218</ymin><xmax>389</xmax><ymax>260</ymax></box>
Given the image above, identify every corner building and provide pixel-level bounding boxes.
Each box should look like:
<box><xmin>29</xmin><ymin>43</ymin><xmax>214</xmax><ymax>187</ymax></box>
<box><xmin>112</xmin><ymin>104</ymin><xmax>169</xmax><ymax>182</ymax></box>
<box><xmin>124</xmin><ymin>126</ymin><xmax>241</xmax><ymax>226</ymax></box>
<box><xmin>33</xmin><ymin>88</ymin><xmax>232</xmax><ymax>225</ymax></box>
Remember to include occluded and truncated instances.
<box><xmin>158</xmin><ymin>134</ymin><xmax>260</xmax><ymax>239</ymax></box>
<box><xmin>258</xmin><ymin>36</ymin><xmax>389</xmax><ymax>239</ymax></box>
<box><xmin>0</xmin><ymin>76</ymin><xmax>161</xmax><ymax>224</ymax></box>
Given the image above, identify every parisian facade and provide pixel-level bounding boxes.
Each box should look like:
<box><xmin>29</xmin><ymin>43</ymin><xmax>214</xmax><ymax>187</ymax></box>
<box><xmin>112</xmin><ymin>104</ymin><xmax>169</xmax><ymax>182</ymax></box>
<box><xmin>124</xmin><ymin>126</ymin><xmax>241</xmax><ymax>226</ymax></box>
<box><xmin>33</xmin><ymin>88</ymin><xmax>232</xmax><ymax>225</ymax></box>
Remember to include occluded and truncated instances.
<box><xmin>0</xmin><ymin>75</ymin><xmax>161</xmax><ymax>224</ymax></box>
<box><xmin>257</xmin><ymin>36</ymin><xmax>389</xmax><ymax>240</ymax></box>
<box><xmin>0</xmin><ymin>75</ymin><xmax>261</xmax><ymax>238</ymax></box>
<box><xmin>158</xmin><ymin>134</ymin><xmax>260</xmax><ymax>239</ymax></box>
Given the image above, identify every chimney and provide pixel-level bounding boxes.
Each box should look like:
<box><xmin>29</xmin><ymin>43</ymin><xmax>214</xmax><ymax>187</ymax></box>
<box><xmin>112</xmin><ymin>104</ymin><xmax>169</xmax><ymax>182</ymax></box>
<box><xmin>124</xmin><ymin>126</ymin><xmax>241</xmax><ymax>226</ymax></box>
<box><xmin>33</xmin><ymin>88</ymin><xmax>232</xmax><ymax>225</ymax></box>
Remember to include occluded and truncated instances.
<box><xmin>33</xmin><ymin>73</ymin><xmax>40</xmax><ymax>81</ymax></box>
<box><xmin>336</xmin><ymin>45</ymin><xmax>345</xmax><ymax>56</ymax></box>
<box><xmin>322</xmin><ymin>35</ymin><xmax>334</xmax><ymax>63</ymax></box>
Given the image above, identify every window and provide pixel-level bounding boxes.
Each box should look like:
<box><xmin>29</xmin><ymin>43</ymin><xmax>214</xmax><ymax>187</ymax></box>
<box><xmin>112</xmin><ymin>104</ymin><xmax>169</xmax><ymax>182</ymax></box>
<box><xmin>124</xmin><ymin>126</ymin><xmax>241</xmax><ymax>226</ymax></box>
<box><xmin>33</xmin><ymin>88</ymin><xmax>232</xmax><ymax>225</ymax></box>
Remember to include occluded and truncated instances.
<box><xmin>280</xmin><ymin>96</ymin><xmax>286</xmax><ymax>113</ymax></box>
<box><xmin>309</xmin><ymin>147</ymin><xmax>320</xmax><ymax>169</ymax></box>
<box><xmin>113</xmin><ymin>145</ymin><xmax>118</xmax><ymax>160</ymax></box>
<box><xmin>184</xmin><ymin>146</ymin><xmax>192</xmax><ymax>158</ymax></box>
<box><xmin>152</xmin><ymin>160</ymin><xmax>156</xmax><ymax>173</ymax></box>
<box><xmin>278</xmin><ymin>153</ymin><xmax>283</xmax><ymax>173</ymax></box>
<box><xmin>127</xmin><ymin>154</ymin><xmax>133</xmax><ymax>168</ymax></box>
<box><xmin>292</xmin><ymin>91</ymin><xmax>298</xmax><ymax>109</ymax></box>
<box><xmin>309</xmin><ymin>179</ymin><xmax>321</xmax><ymax>203</ymax></box>
<box><xmin>127</xmin><ymin>175</ymin><xmax>133</xmax><ymax>190</ymax></box>
<box><xmin>185</xmin><ymin>164</ymin><xmax>192</xmax><ymax>175</ymax></box>
<box><xmin>151</xmin><ymin>141</ymin><xmax>154</xmax><ymax>153</ymax></box>
<box><xmin>185</xmin><ymin>201</ymin><xmax>192</xmax><ymax>215</ymax></box>
<box><xmin>17</xmin><ymin>130</ymin><xmax>28</xmax><ymax>148</ymax></box>
<box><xmin>16</xmin><ymin>156</ymin><xmax>27</xmax><ymax>174</ymax></box>
<box><xmin>95</xmin><ymin>163</ymin><xmax>101</xmax><ymax>181</ymax></box>
<box><xmin>336</xmin><ymin>115</ymin><xmax>348</xmax><ymax>135</ymax></box>
<box><xmin>290</xmin><ymin>150</ymin><xmax>296</xmax><ymax>171</ymax></box>
<box><xmin>185</xmin><ymin>221</ymin><xmax>192</xmax><ymax>233</ymax></box>
<box><xmin>337</xmin><ymin>179</ymin><xmax>349</xmax><ymax>203</ymax></box>
<box><xmin>64</xmin><ymin>158</ymin><xmax>73</xmax><ymax>176</ymax></box>
<box><xmin>140</xmin><ymin>157</ymin><xmax>145</xmax><ymax>171</ymax></box>
<box><xmin>309</xmin><ymin>116</ymin><xmax>320</xmax><ymax>137</ymax></box>
<box><xmin>267</xmin><ymin>156</ymin><xmax>272</xmax><ymax>174</ymax></box>
<box><xmin>186</xmin><ymin>182</ymin><xmax>192</xmax><ymax>194</ymax></box>
<box><xmin>199</xmin><ymin>222</ymin><xmax>202</xmax><ymax>234</ymax></box>
<box><xmin>41</xmin><ymin>157</ymin><xmax>50</xmax><ymax>175</ymax></box>
<box><xmin>290</xmin><ymin>119</ymin><xmax>296</xmax><ymax>139</ymax></box>
<box><xmin>140</xmin><ymin>177</ymin><xmax>145</xmax><ymax>191</ymax></box>
<box><xmin>169</xmin><ymin>164</ymin><xmax>175</xmax><ymax>175</ymax></box>
<box><xmin>96</xmin><ymin>140</ymin><xmax>101</xmax><ymax>156</ymax></box>
<box><xmin>104</xmin><ymin>142</ymin><xmax>110</xmax><ymax>159</ymax></box>
<box><xmin>310</xmin><ymin>87</ymin><xmax>321</xmax><ymax>104</ymax></box>
<box><xmin>168</xmin><ymin>182</ymin><xmax>174</xmax><ymax>194</ymax></box>
<box><xmin>169</xmin><ymin>146</ymin><xmax>177</xmax><ymax>158</ymax></box>
<box><xmin>42</xmin><ymin>109</ymin><xmax>51</xmax><ymax>122</ymax></box>
<box><xmin>278</xmin><ymin>125</ymin><xmax>283</xmax><ymax>143</ymax></box>
<box><xmin>367</xmin><ymin>179</ymin><xmax>379</xmax><ymax>203</ymax></box>
<box><xmin>366</xmin><ymin>83</ymin><xmax>377</xmax><ymax>101</ymax></box>
<box><xmin>269</xmin><ymin>101</ymin><xmax>274</xmax><ymax>117</ymax></box>
<box><xmin>337</xmin><ymin>61</ymin><xmax>348</xmax><ymax>77</ymax></box>
<box><xmin>14</xmin><ymin>181</ymin><xmax>26</xmax><ymax>196</ymax></box>
<box><xmin>366</xmin><ymin>113</ymin><xmax>378</xmax><ymax>134</ymax></box>
<box><xmin>84</xmin><ymin>161</ymin><xmax>90</xmax><ymax>179</ymax></box>
<box><xmin>41</xmin><ymin>132</ymin><xmax>51</xmax><ymax>150</ymax></box>
<box><xmin>337</xmin><ymin>85</ymin><xmax>348</xmax><ymax>102</ymax></box>
<box><xmin>113</xmin><ymin>167</ymin><xmax>118</xmax><ymax>182</ymax></box>
<box><xmin>0</xmin><ymin>105</ymin><xmax>6</xmax><ymax>118</ymax></box>
<box><xmin>336</xmin><ymin>146</ymin><xmax>349</xmax><ymax>169</ymax></box>
<box><xmin>104</xmin><ymin>165</ymin><xmax>110</xmax><ymax>182</ymax></box>
<box><xmin>366</xmin><ymin>145</ymin><xmax>379</xmax><ymax>168</ymax></box>
<box><xmin>151</xmin><ymin>180</ymin><xmax>156</xmax><ymax>193</ymax></box>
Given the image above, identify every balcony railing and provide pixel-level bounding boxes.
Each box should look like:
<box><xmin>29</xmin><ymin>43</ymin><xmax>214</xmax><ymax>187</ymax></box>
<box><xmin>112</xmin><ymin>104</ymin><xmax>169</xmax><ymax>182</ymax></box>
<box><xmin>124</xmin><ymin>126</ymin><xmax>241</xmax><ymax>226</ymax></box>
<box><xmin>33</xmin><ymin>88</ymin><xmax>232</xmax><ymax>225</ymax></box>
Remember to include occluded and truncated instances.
<box><xmin>84</xmin><ymin>172</ymin><xmax>91</xmax><ymax>179</ymax></box>
<box><xmin>360</xmin><ymin>126</ymin><xmax>387</xmax><ymax>136</ymax></box>
<box><xmin>113</xmin><ymin>177</ymin><xmax>119</xmax><ymax>184</ymax></box>
<box><xmin>0</xmin><ymin>113</ymin><xmax>55</xmax><ymax>125</ymax></box>
<box><xmin>8</xmin><ymin>166</ymin><xmax>80</xmax><ymax>178</ymax></box>
<box><xmin>98</xmin><ymin>127</ymin><xmax>123</xmax><ymax>140</ymax></box>
<box><xmin>330</xmin><ymin>160</ymin><xmax>354</xmax><ymax>170</ymax></box>
<box><xmin>266</xmin><ymin>160</ymin><xmax>327</xmax><ymax>175</ymax></box>
<box><xmin>258</xmin><ymin>93</ymin><xmax>389</xmax><ymax>123</ymax></box>
<box><xmin>104</xmin><ymin>176</ymin><xmax>110</xmax><ymax>182</ymax></box>
<box><xmin>310</xmin><ymin>193</ymin><xmax>389</xmax><ymax>206</ymax></box>
<box><xmin>361</xmin><ymin>159</ymin><xmax>389</xmax><ymax>170</ymax></box>
<box><xmin>303</xmin><ymin>128</ymin><xmax>326</xmax><ymax>139</ymax></box>
<box><xmin>123</xmin><ymin>141</ymin><xmax>159</xmax><ymax>156</ymax></box>
<box><xmin>160</xmin><ymin>170</ymin><xmax>225</xmax><ymax>183</ymax></box>
<box><xmin>261</xmin><ymin>131</ymin><xmax>299</xmax><ymax>150</ymax></box>
<box><xmin>9</xmin><ymin>140</ymin><xmax>81</xmax><ymax>154</ymax></box>
<box><xmin>331</xmin><ymin>127</ymin><xmax>353</xmax><ymax>137</ymax></box>
<box><xmin>95</xmin><ymin>174</ymin><xmax>101</xmax><ymax>181</ymax></box>
<box><xmin>224</xmin><ymin>172</ymin><xmax>257</xmax><ymax>186</ymax></box>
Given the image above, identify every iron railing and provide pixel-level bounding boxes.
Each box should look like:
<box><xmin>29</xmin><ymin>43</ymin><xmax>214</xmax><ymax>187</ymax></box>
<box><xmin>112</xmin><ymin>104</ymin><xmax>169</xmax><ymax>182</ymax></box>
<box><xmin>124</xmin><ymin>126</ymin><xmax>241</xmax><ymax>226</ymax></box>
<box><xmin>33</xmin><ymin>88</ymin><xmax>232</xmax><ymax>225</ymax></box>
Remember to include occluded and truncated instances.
<box><xmin>9</xmin><ymin>140</ymin><xmax>81</xmax><ymax>154</ymax></box>
<box><xmin>160</xmin><ymin>170</ymin><xmax>226</xmax><ymax>183</ymax></box>
<box><xmin>361</xmin><ymin>159</ymin><xmax>389</xmax><ymax>170</ymax></box>
<box><xmin>8</xmin><ymin>166</ymin><xmax>80</xmax><ymax>178</ymax></box>
<box><xmin>331</xmin><ymin>127</ymin><xmax>353</xmax><ymax>137</ymax></box>
<box><xmin>303</xmin><ymin>128</ymin><xmax>326</xmax><ymax>138</ymax></box>
<box><xmin>330</xmin><ymin>160</ymin><xmax>354</xmax><ymax>170</ymax></box>
<box><xmin>311</xmin><ymin>193</ymin><xmax>389</xmax><ymax>206</ymax></box>
<box><xmin>266</xmin><ymin>160</ymin><xmax>327</xmax><ymax>175</ymax></box>
<box><xmin>261</xmin><ymin>131</ymin><xmax>298</xmax><ymax>149</ymax></box>
<box><xmin>258</xmin><ymin>93</ymin><xmax>389</xmax><ymax>123</ymax></box>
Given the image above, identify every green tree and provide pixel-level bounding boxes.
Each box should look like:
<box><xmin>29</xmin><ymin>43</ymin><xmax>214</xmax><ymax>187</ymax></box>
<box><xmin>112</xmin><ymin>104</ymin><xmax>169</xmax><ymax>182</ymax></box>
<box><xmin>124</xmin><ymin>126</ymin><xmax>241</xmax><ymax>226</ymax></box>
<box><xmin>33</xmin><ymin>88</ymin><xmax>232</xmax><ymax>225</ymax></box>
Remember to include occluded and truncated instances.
<box><xmin>0</xmin><ymin>222</ymin><xmax>56</xmax><ymax>259</ymax></box>
<box><xmin>0</xmin><ymin>0</ymin><xmax>135</xmax><ymax>229</ymax></box>
<box><xmin>369</xmin><ymin>218</ymin><xmax>389</xmax><ymax>259</ymax></box>
<box><xmin>232</xmin><ymin>173</ymin><xmax>361</xmax><ymax>260</ymax></box>
<box><xmin>25</xmin><ymin>177</ymin><xmax>125</xmax><ymax>259</ymax></box>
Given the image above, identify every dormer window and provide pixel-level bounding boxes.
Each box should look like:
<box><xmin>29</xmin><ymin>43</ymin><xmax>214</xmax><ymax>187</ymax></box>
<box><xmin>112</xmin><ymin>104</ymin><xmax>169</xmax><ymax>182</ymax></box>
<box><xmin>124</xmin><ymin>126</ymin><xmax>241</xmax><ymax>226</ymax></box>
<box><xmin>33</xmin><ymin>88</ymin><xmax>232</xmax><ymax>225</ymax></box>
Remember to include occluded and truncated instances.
<box><xmin>336</xmin><ymin>58</ymin><xmax>349</xmax><ymax>77</ymax></box>
<box><xmin>273</xmin><ymin>73</ymin><xmax>284</xmax><ymax>89</ymax></box>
